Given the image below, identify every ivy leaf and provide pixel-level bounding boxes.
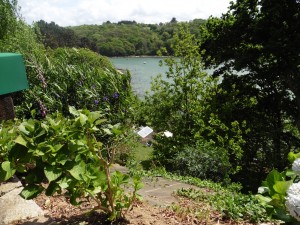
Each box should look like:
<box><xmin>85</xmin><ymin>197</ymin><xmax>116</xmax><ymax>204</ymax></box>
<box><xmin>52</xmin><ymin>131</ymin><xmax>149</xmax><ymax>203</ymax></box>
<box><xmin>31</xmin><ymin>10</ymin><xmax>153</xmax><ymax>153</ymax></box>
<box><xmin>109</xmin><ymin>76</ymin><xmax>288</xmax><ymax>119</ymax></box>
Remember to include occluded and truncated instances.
<box><xmin>44</xmin><ymin>165</ymin><xmax>62</xmax><ymax>182</ymax></box>
<box><xmin>20</xmin><ymin>184</ymin><xmax>44</xmax><ymax>199</ymax></box>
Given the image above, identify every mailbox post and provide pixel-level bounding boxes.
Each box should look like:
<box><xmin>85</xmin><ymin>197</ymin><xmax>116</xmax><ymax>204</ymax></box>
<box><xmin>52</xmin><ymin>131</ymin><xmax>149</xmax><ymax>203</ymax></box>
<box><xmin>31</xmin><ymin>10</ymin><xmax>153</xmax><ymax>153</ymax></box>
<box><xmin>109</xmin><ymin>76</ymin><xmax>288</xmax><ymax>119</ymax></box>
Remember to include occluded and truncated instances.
<box><xmin>0</xmin><ymin>53</ymin><xmax>28</xmax><ymax>120</ymax></box>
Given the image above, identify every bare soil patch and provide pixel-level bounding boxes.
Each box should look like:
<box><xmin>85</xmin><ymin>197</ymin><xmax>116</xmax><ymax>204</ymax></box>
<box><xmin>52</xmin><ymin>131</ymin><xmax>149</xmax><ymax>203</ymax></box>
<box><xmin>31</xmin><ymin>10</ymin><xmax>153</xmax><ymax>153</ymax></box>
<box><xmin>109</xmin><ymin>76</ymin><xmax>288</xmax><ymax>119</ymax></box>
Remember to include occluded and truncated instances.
<box><xmin>14</xmin><ymin>191</ymin><xmax>262</xmax><ymax>225</ymax></box>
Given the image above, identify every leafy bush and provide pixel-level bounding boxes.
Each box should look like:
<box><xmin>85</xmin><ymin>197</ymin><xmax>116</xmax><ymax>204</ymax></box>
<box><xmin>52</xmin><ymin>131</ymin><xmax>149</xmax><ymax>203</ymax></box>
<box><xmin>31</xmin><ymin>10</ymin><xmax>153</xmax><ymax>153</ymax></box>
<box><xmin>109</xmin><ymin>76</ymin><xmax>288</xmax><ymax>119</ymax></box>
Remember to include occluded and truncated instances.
<box><xmin>0</xmin><ymin>2</ymin><xmax>135</xmax><ymax>123</ymax></box>
<box><xmin>141</xmin><ymin>25</ymin><xmax>245</xmax><ymax>181</ymax></box>
<box><xmin>0</xmin><ymin>107</ymin><xmax>143</xmax><ymax>221</ymax></box>
<box><xmin>12</xmin><ymin>47</ymin><xmax>134</xmax><ymax>122</ymax></box>
<box><xmin>256</xmin><ymin>152</ymin><xmax>300</xmax><ymax>222</ymax></box>
<box><xmin>174</xmin><ymin>141</ymin><xmax>231</xmax><ymax>182</ymax></box>
<box><xmin>177</xmin><ymin>188</ymin><xmax>269</xmax><ymax>223</ymax></box>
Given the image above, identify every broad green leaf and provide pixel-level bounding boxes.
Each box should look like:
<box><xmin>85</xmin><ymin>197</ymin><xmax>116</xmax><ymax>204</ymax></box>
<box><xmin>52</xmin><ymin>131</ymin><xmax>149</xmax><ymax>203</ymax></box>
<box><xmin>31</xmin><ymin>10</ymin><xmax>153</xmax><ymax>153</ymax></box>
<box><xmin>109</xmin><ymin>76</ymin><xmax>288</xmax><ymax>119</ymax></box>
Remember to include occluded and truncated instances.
<box><xmin>88</xmin><ymin>112</ymin><xmax>101</xmax><ymax>124</ymax></box>
<box><xmin>14</xmin><ymin>135</ymin><xmax>28</xmax><ymax>147</ymax></box>
<box><xmin>23</xmin><ymin>121</ymin><xmax>35</xmax><ymax>132</ymax></box>
<box><xmin>266</xmin><ymin>169</ymin><xmax>283</xmax><ymax>190</ymax></box>
<box><xmin>53</xmin><ymin>144</ymin><xmax>64</xmax><ymax>152</ymax></box>
<box><xmin>0</xmin><ymin>161</ymin><xmax>16</xmax><ymax>181</ymax></box>
<box><xmin>44</xmin><ymin>165</ymin><xmax>62</xmax><ymax>182</ymax></box>
<box><xmin>79</xmin><ymin>113</ymin><xmax>88</xmax><ymax>126</ymax></box>
<box><xmin>69</xmin><ymin>161</ymin><xmax>86</xmax><ymax>180</ymax></box>
<box><xmin>69</xmin><ymin>106</ymin><xmax>79</xmax><ymax>116</ymax></box>
<box><xmin>256</xmin><ymin>195</ymin><xmax>272</xmax><ymax>204</ymax></box>
<box><xmin>285</xmin><ymin>169</ymin><xmax>295</xmax><ymax>177</ymax></box>
<box><xmin>57</xmin><ymin>177</ymin><xmax>70</xmax><ymax>189</ymax></box>
<box><xmin>112</xmin><ymin>127</ymin><xmax>122</xmax><ymax>135</ymax></box>
<box><xmin>93</xmin><ymin>170</ymin><xmax>107</xmax><ymax>187</ymax></box>
<box><xmin>41</xmin><ymin>123</ymin><xmax>49</xmax><ymax>132</ymax></box>
<box><xmin>20</xmin><ymin>184</ymin><xmax>44</xmax><ymax>199</ymax></box>
<box><xmin>288</xmin><ymin>152</ymin><xmax>300</xmax><ymax>163</ymax></box>
<box><xmin>35</xmin><ymin>130</ymin><xmax>46</xmax><ymax>139</ymax></box>
<box><xmin>32</xmin><ymin>149</ymin><xmax>45</xmax><ymax>157</ymax></box>
<box><xmin>103</xmin><ymin>128</ymin><xmax>112</xmax><ymax>135</ymax></box>
<box><xmin>95</xmin><ymin>118</ymin><xmax>107</xmax><ymax>125</ymax></box>
<box><xmin>273</xmin><ymin>180</ymin><xmax>293</xmax><ymax>195</ymax></box>
<box><xmin>111</xmin><ymin>171</ymin><xmax>129</xmax><ymax>186</ymax></box>
<box><xmin>18</xmin><ymin>124</ymin><xmax>30</xmax><ymax>135</ymax></box>
<box><xmin>135</xmin><ymin>182</ymin><xmax>144</xmax><ymax>190</ymax></box>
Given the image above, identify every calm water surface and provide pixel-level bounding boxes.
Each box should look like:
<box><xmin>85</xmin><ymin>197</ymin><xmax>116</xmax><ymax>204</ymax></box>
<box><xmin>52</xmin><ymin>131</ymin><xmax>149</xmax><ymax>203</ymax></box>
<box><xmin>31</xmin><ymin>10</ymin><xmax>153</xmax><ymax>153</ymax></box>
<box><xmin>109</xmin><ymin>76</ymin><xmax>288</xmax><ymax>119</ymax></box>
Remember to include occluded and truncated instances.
<box><xmin>110</xmin><ymin>57</ymin><xmax>168</xmax><ymax>97</ymax></box>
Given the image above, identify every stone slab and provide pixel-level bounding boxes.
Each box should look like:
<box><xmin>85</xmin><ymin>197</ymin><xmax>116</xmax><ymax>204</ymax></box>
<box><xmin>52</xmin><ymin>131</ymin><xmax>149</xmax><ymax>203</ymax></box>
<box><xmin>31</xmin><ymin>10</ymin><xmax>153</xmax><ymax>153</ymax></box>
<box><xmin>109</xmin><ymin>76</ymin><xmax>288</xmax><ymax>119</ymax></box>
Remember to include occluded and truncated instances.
<box><xmin>0</xmin><ymin>187</ymin><xmax>44</xmax><ymax>225</ymax></box>
<box><xmin>0</xmin><ymin>176</ymin><xmax>22</xmax><ymax>197</ymax></box>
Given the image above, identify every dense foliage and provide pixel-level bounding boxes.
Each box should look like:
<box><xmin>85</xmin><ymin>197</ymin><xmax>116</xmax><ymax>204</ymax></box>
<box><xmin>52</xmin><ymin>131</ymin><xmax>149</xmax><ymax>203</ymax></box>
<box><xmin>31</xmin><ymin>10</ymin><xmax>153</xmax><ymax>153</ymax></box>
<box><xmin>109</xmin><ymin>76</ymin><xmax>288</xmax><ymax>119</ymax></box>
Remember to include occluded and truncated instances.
<box><xmin>199</xmin><ymin>0</ymin><xmax>300</xmax><ymax>191</ymax></box>
<box><xmin>138</xmin><ymin>25</ymin><xmax>246</xmax><ymax>183</ymax></box>
<box><xmin>0</xmin><ymin>1</ymin><xmax>139</xmax><ymax>221</ymax></box>
<box><xmin>1</xmin><ymin>0</ymin><xmax>300</xmax><ymax>222</ymax></box>
<box><xmin>36</xmin><ymin>19</ymin><xmax>206</xmax><ymax>56</ymax></box>
<box><xmin>0</xmin><ymin>7</ymin><xmax>134</xmax><ymax>123</ymax></box>
<box><xmin>36</xmin><ymin>20</ymin><xmax>99</xmax><ymax>51</ymax></box>
<box><xmin>0</xmin><ymin>108</ymin><xmax>143</xmax><ymax>220</ymax></box>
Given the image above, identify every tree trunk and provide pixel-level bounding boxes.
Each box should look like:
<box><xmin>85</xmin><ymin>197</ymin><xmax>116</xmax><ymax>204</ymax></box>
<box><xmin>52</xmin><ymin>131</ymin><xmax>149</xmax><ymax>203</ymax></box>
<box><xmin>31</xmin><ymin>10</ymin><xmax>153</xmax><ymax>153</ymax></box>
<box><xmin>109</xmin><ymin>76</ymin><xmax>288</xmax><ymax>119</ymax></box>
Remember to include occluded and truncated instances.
<box><xmin>0</xmin><ymin>94</ymin><xmax>15</xmax><ymax>120</ymax></box>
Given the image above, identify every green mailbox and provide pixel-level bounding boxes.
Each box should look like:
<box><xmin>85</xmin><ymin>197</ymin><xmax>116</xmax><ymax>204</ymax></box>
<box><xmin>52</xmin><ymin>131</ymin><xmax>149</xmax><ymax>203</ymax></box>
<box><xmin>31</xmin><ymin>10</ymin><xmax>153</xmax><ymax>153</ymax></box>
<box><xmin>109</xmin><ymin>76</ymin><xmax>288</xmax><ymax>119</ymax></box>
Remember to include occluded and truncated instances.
<box><xmin>0</xmin><ymin>53</ymin><xmax>28</xmax><ymax>120</ymax></box>
<box><xmin>0</xmin><ymin>53</ymin><xmax>28</xmax><ymax>95</ymax></box>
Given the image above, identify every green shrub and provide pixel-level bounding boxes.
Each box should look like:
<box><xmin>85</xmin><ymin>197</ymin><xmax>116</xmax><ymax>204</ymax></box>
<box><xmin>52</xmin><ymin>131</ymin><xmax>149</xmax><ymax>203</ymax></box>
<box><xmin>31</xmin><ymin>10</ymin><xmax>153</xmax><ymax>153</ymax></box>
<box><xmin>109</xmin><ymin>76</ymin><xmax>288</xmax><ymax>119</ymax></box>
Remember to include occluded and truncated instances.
<box><xmin>175</xmin><ymin>141</ymin><xmax>231</xmax><ymax>182</ymax></box>
<box><xmin>12</xmin><ymin>47</ymin><xmax>134</xmax><ymax>123</ymax></box>
<box><xmin>0</xmin><ymin>107</ymin><xmax>143</xmax><ymax>221</ymax></box>
<box><xmin>177</xmin><ymin>188</ymin><xmax>269</xmax><ymax>223</ymax></box>
<box><xmin>140</xmin><ymin>25</ymin><xmax>245</xmax><ymax>181</ymax></box>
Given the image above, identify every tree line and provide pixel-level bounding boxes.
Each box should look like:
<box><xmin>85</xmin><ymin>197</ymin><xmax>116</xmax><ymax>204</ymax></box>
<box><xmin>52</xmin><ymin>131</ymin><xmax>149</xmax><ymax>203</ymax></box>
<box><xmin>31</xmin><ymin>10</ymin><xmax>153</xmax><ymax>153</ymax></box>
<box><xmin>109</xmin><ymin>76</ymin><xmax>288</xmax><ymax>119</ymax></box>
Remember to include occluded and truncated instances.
<box><xmin>36</xmin><ymin>18</ymin><xmax>206</xmax><ymax>56</ymax></box>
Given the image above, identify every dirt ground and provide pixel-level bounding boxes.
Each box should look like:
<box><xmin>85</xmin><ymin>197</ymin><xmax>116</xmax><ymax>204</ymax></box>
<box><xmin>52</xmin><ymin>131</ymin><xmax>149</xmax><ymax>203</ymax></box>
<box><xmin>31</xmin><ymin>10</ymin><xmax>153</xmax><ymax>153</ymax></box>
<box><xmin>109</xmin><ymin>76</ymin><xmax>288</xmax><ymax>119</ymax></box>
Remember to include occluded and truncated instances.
<box><xmin>14</xmin><ymin>191</ymin><xmax>259</xmax><ymax>225</ymax></box>
<box><xmin>13</xmin><ymin>166</ymin><xmax>272</xmax><ymax>225</ymax></box>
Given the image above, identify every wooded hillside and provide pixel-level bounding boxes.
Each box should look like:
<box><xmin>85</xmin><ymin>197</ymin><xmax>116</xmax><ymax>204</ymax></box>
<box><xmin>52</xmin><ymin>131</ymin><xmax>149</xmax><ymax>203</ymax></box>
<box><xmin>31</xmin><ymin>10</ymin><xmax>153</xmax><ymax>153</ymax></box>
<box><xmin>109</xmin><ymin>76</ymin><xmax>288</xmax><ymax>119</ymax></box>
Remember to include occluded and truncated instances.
<box><xmin>36</xmin><ymin>18</ymin><xmax>206</xmax><ymax>56</ymax></box>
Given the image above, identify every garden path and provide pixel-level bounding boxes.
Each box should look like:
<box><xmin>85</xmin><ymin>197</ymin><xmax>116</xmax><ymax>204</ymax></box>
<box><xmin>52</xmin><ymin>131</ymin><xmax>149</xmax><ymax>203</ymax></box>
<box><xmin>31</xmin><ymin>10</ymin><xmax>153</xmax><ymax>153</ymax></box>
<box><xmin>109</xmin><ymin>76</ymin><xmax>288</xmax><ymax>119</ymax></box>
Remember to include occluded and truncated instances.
<box><xmin>0</xmin><ymin>164</ymin><xmax>199</xmax><ymax>224</ymax></box>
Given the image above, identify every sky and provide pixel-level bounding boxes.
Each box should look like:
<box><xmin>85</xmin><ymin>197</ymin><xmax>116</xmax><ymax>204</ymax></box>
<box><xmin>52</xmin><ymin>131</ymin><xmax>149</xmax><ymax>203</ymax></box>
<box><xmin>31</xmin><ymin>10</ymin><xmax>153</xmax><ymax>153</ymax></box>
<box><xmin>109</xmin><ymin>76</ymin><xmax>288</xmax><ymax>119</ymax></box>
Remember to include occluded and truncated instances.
<box><xmin>17</xmin><ymin>0</ymin><xmax>233</xmax><ymax>27</ymax></box>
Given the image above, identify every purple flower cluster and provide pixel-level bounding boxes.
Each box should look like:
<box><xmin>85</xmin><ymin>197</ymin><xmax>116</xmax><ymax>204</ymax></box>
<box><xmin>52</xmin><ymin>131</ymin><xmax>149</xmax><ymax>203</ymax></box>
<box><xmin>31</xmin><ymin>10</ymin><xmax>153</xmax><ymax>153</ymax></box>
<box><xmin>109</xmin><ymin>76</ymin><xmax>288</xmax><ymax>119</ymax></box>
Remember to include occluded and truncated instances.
<box><xmin>112</xmin><ymin>92</ymin><xmax>119</xmax><ymax>99</ymax></box>
<box><xmin>38</xmin><ymin>100</ymin><xmax>47</xmax><ymax>118</ymax></box>
<box><xmin>103</xmin><ymin>96</ymin><xmax>109</xmax><ymax>102</ymax></box>
<box><xmin>39</xmin><ymin>73</ymin><xmax>47</xmax><ymax>89</ymax></box>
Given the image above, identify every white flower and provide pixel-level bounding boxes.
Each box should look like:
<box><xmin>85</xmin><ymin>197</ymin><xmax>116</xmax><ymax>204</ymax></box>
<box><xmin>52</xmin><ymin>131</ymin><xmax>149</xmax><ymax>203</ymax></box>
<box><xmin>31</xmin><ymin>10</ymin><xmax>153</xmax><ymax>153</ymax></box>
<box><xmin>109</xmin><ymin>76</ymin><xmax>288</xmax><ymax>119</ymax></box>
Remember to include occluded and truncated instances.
<box><xmin>287</xmin><ymin>182</ymin><xmax>300</xmax><ymax>196</ymax></box>
<box><xmin>286</xmin><ymin>183</ymin><xmax>300</xmax><ymax>221</ymax></box>
<box><xmin>292</xmin><ymin>158</ymin><xmax>300</xmax><ymax>173</ymax></box>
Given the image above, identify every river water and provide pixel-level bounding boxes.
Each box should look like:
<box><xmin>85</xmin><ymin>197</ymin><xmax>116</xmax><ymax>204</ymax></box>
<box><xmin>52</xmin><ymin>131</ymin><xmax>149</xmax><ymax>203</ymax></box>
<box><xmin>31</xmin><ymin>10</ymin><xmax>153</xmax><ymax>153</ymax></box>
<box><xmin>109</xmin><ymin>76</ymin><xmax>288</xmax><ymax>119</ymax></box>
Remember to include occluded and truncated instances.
<box><xmin>110</xmin><ymin>57</ymin><xmax>169</xmax><ymax>97</ymax></box>
<box><xmin>110</xmin><ymin>57</ymin><xmax>215</xmax><ymax>97</ymax></box>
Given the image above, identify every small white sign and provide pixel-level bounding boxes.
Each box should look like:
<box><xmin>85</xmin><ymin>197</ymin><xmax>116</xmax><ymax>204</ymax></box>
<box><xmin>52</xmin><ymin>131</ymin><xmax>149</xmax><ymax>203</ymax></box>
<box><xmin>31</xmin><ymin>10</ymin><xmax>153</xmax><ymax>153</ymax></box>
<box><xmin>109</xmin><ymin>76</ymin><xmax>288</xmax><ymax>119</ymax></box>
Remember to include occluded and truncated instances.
<box><xmin>137</xmin><ymin>126</ymin><xmax>153</xmax><ymax>138</ymax></box>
